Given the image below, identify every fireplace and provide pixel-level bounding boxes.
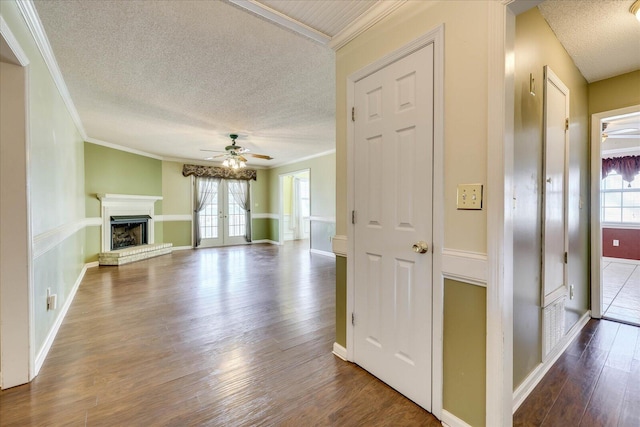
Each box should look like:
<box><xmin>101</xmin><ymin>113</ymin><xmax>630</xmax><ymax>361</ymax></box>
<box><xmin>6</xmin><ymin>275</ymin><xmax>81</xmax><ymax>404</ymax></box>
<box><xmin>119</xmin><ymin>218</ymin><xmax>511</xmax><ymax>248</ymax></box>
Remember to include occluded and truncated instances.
<box><xmin>97</xmin><ymin>193</ymin><xmax>162</xmax><ymax>253</ymax></box>
<box><xmin>110</xmin><ymin>215</ymin><xmax>151</xmax><ymax>250</ymax></box>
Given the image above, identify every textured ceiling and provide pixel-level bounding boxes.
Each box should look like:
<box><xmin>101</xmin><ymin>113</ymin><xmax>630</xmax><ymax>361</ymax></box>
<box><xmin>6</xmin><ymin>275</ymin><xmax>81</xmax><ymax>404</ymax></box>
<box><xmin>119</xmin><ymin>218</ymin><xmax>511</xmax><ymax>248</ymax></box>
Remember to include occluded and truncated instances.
<box><xmin>29</xmin><ymin>0</ymin><xmax>640</xmax><ymax>167</ymax></box>
<box><xmin>32</xmin><ymin>0</ymin><xmax>347</xmax><ymax>166</ymax></box>
<box><xmin>538</xmin><ymin>0</ymin><xmax>640</xmax><ymax>83</ymax></box>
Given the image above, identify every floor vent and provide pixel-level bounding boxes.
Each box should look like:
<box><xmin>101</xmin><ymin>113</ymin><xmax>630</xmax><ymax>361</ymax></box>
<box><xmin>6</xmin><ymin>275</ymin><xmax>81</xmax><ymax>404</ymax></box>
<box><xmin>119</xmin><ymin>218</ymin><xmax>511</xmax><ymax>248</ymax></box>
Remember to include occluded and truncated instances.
<box><xmin>543</xmin><ymin>296</ymin><xmax>566</xmax><ymax>360</ymax></box>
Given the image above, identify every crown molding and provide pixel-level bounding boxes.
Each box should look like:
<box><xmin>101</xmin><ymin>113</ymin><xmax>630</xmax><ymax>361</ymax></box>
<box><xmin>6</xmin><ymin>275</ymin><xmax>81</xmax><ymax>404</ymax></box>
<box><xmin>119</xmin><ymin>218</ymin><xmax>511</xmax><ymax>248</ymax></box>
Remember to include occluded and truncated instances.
<box><xmin>85</xmin><ymin>138</ymin><xmax>164</xmax><ymax>160</ymax></box>
<box><xmin>270</xmin><ymin>148</ymin><xmax>335</xmax><ymax>169</ymax></box>
<box><xmin>16</xmin><ymin>0</ymin><xmax>87</xmax><ymax>140</ymax></box>
<box><xmin>329</xmin><ymin>0</ymin><xmax>408</xmax><ymax>51</ymax></box>
<box><xmin>1</xmin><ymin>15</ymin><xmax>30</xmax><ymax>66</ymax></box>
<box><xmin>228</xmin><ymin>0</ymin><xmax>330</xmax><ymax>44</ymax></box>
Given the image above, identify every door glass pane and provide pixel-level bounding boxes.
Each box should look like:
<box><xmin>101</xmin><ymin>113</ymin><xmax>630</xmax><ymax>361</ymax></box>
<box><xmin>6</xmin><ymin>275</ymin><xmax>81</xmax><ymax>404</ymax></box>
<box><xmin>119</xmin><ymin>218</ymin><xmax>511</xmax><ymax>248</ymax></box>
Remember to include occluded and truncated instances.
<box><xmin>227</xmin><ymin>185</ymin><xmax>246</xmax><ymax>237</ymax></box>
<box><xmin>199</xmin><ymin>181</ymin><xmax>219</xmax><ymax>239</ymax></box>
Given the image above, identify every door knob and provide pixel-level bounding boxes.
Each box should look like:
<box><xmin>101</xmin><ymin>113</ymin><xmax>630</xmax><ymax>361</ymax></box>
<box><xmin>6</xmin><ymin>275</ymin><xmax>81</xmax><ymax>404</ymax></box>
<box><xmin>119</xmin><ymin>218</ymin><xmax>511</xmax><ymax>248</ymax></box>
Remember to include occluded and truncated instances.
<box><xmin>412</xmin><ymin>241</ymin><xmax>429</xmax><ymax>254</ymax></box>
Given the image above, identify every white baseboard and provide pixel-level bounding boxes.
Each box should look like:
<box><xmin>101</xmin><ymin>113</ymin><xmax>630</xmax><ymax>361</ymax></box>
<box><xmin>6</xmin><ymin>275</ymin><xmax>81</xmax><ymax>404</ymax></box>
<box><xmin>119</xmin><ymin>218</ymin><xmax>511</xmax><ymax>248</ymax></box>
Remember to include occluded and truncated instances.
<box><xmin>252</xmin><ymin>239</ymin><xmax>281</xmax><ymax>245</ymax></box>
<box><xmin>34</xmin><ymin>262</ymin><xmax>94</xmax><ymax>375</ymax></box>
<box><xmin>310</xmin><ymin>248</ymin><xmax>336</xmax><ymax>258</ymax></box>
<box><xmin>512</xmin><ymin>310</ymin><xmax>591</xmax><ymax>412</ymax></box>
<box><xmin>171</xmin><ymin>246</ymin><xmax>193</xmax><ymax>251</ymax></box>
<box><xmin>332</xmin><ymin>342</ymin><xmax>347</xmax><ymax>360</ymax></box>
<box><xmin>441</xmin><ymin>409</ymin><xmax>472</xmax><ymax>427</ymax></box>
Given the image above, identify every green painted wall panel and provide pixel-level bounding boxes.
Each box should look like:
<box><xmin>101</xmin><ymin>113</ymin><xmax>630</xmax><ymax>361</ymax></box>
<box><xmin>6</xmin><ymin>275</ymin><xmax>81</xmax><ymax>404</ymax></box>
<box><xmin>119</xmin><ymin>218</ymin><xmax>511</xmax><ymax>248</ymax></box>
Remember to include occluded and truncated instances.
<box><xmin>268</xmin><ymin>218</ymin><xmax>279</xmax><ymax>242</ymax></box>
<box><xmin>84</xmin><ymin>226</ymin><xmax>101</xmax><ymax>263</ymax></box>
<box><xmin>443</xmin><ymin>279</ymin><xmax>486</xmax><ymax>427</ymax></box>
<box><xmin>251</xmin><ymin>218</ymin><xmax>271</xmax><ymax>241</ymax></box>
<box><xmin>163</xmin><ymin>221</ymin><xmax>192</xmax><ymax>247</ymax></box>
<box><xmin>84</xmin><ymin>142</ymin><xmax>163</xmax><ymax>217</ymax></box>
<box><xmin>335</xmin><ymin>256</ymin><xmax>347</xmax><ymax>347</ymax></box>
<box><xmin>589</xmin><ymin>70</ymin><xmax>640</xmax><ymax>115</ymax></box>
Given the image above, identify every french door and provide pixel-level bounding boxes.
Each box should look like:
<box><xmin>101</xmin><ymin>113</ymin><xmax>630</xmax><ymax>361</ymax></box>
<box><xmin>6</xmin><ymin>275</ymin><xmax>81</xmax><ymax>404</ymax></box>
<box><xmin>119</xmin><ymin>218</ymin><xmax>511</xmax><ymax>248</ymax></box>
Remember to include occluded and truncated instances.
<box><xmin>198</xmin><ymin>180</ymin><xmax>248</xmax><ymax>247</ymax></box>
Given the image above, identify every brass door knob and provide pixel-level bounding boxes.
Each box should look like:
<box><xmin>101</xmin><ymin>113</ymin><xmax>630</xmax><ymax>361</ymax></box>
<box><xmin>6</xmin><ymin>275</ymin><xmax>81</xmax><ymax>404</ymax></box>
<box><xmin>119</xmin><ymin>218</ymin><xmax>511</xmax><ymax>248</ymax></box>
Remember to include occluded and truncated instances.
<box><xmin>412</xmin><ymin>241</ymin><xmax>429</xmax><ymax>254</ymax></box>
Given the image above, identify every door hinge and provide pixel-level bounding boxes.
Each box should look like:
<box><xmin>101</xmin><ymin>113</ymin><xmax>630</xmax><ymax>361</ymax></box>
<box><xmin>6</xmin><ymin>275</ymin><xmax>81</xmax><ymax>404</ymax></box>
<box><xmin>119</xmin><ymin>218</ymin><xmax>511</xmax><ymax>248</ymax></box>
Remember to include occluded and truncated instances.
<box><xmin>352</xmin><ymin>107</ymin><xmax>355</xmax><ymax>122</ymax></box>
<box><xmin>565</xmin><ymin>118</ymin><xmax>569</xmax><ymax>131</ymax></box>
<box><xmin>351</xmin><ymin>210</ymin><xmax>356</xmax><ymax>224</ymax></box>
<box><xmin>564</xmin><ymin>251</ymin><xmax>568</xmax><ymax>264</ymax></box>
<box><xmin>352</xmin><ymin>312</ymin><xmax>355</xmax><ymax>326</ymax></box>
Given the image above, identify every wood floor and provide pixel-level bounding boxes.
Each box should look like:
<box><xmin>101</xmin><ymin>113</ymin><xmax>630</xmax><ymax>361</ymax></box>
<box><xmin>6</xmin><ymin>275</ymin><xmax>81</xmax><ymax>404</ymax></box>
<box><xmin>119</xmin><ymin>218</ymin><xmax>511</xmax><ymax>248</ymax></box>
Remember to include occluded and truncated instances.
<box><xmin>0</xmin><ymin>242</ymin><xmax>440</xmax><ymax>426</ymax></box>
<box><xmin>514</xmin><ymin>318</ymin><xmax>640</xmax><ymax>427</ymax></box>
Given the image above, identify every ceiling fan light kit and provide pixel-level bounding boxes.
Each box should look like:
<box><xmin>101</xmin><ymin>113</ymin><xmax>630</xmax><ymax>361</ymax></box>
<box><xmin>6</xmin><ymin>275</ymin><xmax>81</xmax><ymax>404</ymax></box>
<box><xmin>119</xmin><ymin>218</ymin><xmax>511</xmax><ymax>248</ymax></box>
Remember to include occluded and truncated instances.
<box><xmin>632</xmin><ymin>0</ymin><xmax>640</xmax><ymax>21</ymax></box>
<box><xmin>201</xmin><ymin>134</ymin><xmax>273</xmax><ymax>169</ymax></box>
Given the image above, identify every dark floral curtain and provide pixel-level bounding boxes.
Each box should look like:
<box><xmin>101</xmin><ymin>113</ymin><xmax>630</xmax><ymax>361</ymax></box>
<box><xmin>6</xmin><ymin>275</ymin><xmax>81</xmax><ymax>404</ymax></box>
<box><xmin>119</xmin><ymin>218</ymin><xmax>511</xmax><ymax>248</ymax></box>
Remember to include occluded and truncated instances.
<box><xmin>602</xmin><ymin>155</ymin><xmax>640</xmax><ymax>184</ymax></box>
<box><xmin>182</xmin><ymin>164</ymin><xmax>257</xmax><ymax>181</ymax></box>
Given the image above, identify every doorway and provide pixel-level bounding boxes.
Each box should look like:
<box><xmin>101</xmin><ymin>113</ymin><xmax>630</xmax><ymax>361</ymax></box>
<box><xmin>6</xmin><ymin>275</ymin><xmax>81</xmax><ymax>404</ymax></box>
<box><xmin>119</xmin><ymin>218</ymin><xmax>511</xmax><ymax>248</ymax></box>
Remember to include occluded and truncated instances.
<box><xmin>0</xmin><ymin>24</ymin><xmax>33</xmax><ymax>389</ymax></box>
<box><xmin>279</xmin><ymin>170</ymin><xmax>310</xmax><ymax>246</ymax></box>
<box><xmin>347</xmin><ymin>28</ymin><xmax>443</xmax><ymax>412</ymax></box>
<box><xmin>592</xmin><ymin>107</ymin><xmax>640</xmax><ymax>325</ymax></box>
<box><xmin>196</xmin><ymin>179</ymin><xmax>251</xmax><ymax>248</ymax></box>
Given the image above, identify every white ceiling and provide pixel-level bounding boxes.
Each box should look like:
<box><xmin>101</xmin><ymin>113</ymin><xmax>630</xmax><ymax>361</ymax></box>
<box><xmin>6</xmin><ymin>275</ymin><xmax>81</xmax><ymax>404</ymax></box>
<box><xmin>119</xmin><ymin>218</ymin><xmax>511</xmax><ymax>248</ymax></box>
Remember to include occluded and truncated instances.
<box><xmin>28</xmin><ymin>0</ymin><xmax>640</xmax><ymax>167</ymax></box>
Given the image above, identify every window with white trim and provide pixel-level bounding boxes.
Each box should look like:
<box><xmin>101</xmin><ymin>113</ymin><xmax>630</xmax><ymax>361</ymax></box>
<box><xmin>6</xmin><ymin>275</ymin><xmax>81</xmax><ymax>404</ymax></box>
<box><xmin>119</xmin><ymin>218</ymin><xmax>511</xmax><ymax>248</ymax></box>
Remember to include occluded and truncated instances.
<box><xmin>601</xmin><ymin>171</ymin><xmax>640</xmax><ymax>224</ymax></box>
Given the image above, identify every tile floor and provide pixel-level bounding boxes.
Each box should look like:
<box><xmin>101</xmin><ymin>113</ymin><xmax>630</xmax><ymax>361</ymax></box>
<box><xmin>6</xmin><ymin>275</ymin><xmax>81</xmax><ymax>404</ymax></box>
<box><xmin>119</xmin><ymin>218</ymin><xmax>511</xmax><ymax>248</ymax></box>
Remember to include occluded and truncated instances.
<box><xmin>602</xmin><ymin>259</ymin><xmax>640</xmax><ymax>326</ymax></box>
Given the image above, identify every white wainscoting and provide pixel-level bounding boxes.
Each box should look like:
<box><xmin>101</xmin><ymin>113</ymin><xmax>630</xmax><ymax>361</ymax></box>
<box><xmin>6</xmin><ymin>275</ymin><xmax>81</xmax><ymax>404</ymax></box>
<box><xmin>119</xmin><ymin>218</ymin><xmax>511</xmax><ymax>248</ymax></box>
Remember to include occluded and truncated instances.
<box><xmin>33</xmin><ymin>217</ymin><xmax>101</xmax><ymax>259</ymax></box>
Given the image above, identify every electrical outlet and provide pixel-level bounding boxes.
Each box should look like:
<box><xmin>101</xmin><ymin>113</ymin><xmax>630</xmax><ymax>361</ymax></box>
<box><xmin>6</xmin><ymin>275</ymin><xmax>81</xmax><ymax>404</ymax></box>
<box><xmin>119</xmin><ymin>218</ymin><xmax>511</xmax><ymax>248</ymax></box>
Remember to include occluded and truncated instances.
<box><xmin>46</xmin><ymin>288</ymin><xmax>57</xmax><ymax>311</ymax></box>
<box><xmin>613</xmin><ymin>239</ymin><xmax>620</xmax><ymax>247</ymax></box>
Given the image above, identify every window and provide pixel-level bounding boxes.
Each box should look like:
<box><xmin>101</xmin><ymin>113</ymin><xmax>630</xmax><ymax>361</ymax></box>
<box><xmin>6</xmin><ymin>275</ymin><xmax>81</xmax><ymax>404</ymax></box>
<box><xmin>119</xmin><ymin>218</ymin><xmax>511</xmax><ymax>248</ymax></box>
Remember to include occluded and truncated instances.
<box><xmin>601</xmin><ymin>171</ymin><xmax>640</xmax><ymax>224</ymax></box>
<box><xmin>200</xmin><ymin>180</ymin><xmax>219</xmax><ymax>239</ymax></box>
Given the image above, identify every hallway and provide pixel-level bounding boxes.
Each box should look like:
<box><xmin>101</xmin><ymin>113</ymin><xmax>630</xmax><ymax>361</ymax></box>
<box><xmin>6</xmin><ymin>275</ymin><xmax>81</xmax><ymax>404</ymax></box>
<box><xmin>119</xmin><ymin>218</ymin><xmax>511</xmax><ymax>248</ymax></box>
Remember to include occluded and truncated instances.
<box><xmin>514</xmin><ymin>319</ymin><xmax>640</xmax><ymax>426</ymax></box>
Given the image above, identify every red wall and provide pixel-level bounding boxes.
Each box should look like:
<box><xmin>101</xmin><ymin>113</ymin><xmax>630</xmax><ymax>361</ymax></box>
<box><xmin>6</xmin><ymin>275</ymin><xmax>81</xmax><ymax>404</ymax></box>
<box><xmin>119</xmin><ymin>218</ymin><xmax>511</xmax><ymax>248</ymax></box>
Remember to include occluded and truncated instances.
<box><xmin>602</xmin><ymin>228</ymin><xmax>640</xmax><ymax>260</ymax></box>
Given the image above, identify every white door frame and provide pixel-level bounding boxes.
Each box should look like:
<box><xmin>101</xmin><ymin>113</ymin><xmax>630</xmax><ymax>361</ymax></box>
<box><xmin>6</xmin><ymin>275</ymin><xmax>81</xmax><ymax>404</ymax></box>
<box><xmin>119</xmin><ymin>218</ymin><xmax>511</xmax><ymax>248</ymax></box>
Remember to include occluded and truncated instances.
<box><xmin>590</xmin><ymin>104</ymin><xmax>640</xmax><ymax>319</ymax></box>
<box><xmin>346</xmin><ymin>26</ymin><xmax>444</xmax><ymax>418</ymax></box>
<box><xmin>0</xmin><ymin>16</ymin><xmax>35</xmax><ymax>389</ymax></box>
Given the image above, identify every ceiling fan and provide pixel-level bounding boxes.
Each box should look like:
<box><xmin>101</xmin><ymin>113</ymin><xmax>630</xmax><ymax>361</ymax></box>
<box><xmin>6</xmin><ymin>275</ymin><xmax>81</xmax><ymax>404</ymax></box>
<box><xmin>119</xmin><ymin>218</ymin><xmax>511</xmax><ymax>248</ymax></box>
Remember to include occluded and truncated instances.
<box><xmin>201</xmin><ymin>134</ymin><xmax>273</xmax><ymax>167</ymax></box>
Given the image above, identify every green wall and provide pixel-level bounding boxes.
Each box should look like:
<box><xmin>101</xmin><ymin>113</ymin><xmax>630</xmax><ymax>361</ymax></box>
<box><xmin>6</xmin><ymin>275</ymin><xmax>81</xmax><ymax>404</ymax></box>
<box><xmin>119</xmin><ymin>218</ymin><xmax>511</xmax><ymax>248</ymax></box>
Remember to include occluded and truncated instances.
<box><xmin>443</xmin><ymin>280</ymin><xmax>486</xmax><ymax>427</ymax></box>
<box><xmin>84</xmin><ymin>142</ymin><xmax>163</xmax><ymax>260</ymax></box>
<box><xmin>84</xmin><ymin>142</ymin><xmax>163</xmax><ymax>217</ymax></box>
<box><xmin>513</xmin><ymin>7</ymin><xmax>590</xmax><ymax>389</ymax></box>
<box><xmin>588</xmin><ymin>70</ymin><xmax>640</xmax><ymax>115</ymax></box>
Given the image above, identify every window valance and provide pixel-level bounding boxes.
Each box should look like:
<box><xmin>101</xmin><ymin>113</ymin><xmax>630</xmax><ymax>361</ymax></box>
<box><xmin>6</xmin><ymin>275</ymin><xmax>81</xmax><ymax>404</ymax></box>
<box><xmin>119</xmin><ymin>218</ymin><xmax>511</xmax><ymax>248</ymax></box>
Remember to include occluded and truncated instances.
<box><xmin>182</xmin><ymin>164</ymin><xmax>257</xmax><ymax>181</ymax></box>
<box><xmin>602</xmin><ymin>155</ymin><xmax>640</xmax><ymax>184</ymax></box>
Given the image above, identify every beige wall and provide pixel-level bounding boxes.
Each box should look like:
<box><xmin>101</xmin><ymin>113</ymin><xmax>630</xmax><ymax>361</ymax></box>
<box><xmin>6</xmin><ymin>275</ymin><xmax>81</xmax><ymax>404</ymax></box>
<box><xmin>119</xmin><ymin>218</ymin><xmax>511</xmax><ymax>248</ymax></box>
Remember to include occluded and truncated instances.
<box><xmin>589</xmin><ymin>70</ymin><xmax>640</xmax><ymax>115</ymax></box>
<box><xmin>335</xmin><ymin>1</ymin><xmax>491</xmax><ymax>424</ymax></box>
<box><xmin>513</xmin><ymin>7</ymin><xmax>590</xmax><ymax>388</ymax></box>
<box><xmin>337</xmin><ymin>0</ymin><xmax>489</xmax><ymax>252</ymax></box>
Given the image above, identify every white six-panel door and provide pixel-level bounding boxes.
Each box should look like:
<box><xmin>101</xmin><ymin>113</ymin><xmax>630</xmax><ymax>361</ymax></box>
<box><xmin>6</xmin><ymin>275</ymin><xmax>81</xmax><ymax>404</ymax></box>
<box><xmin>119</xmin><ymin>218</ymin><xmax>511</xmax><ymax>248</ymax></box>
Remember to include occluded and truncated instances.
<box><xmin>353</xmin><ymin>43</ymin><xmax>434</xmax><ymax>410</ymax></box>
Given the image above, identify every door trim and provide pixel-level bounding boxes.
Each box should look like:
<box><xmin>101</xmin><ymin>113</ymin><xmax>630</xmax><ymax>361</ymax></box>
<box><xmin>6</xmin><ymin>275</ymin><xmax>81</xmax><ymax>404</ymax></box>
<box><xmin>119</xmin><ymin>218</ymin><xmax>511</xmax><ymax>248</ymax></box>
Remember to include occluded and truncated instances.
<box><xmin>345</xmin><ymin>25</ymin><xmax>444</xmax><ymax>418</ymax></box>
<box><xmin>590</xmin><ymin>104</ymin><xmax>640</xmax><ymax>319</ymax></box>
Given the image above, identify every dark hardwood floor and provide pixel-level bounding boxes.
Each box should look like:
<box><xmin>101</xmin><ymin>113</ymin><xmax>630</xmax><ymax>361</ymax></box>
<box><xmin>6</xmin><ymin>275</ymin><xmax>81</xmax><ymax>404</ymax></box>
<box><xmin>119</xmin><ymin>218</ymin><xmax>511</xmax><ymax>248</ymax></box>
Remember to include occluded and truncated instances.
<box><xmin>0</xmin><ymin>242</ymin><xmax>440</xmax><ymax>426</ymax></box>
<box><xmin>514</xmin><ymin>318</ymin><xmax>640</xmax><ymax>427</ymax></box>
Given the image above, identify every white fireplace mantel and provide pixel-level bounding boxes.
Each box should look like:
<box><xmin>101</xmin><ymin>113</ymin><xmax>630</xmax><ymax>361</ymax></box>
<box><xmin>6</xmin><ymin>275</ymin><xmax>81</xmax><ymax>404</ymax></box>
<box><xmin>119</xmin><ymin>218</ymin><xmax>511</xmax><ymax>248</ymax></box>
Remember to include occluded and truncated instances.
<box><xmin>97</xmin><ymin>194</ymin><xmax>163</xmax><ymax>252</ymax></box>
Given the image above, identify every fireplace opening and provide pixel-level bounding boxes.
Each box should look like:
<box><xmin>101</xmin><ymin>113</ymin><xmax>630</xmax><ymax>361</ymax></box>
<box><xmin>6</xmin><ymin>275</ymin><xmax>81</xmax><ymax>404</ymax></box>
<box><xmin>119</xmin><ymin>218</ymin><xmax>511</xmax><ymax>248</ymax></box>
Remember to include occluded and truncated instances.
<box><xmin>110</xmin><ymin>215</ymin><xmax>151</xmax><ymax>250</ymax></box>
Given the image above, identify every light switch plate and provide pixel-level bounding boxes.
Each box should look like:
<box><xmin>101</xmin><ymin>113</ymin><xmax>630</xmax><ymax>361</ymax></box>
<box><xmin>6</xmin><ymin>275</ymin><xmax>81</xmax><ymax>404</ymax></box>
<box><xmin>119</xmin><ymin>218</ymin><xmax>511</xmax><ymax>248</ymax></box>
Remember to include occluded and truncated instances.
<box><xmin>457</xmin><ymin>184</ymin><xmax>483</xmax><ymax>210</ymax></box>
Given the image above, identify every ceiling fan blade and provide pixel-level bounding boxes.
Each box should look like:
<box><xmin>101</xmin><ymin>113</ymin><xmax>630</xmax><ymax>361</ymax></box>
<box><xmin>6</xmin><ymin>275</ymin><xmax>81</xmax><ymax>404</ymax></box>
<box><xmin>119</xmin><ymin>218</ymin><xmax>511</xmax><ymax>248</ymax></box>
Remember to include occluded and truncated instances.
<box><xmin>238</xmin><ymin>155</ymin><xmax>248</xmax><ymax>162</ymax></box>
<box><xmin>204</xmin><ymin>153</ymin><xmax>226</xmax><ymax>160</ymax></box>
<box><xmin>249</xmin><ymin>153</ymin><xmax>273</xmax><ymax>160</ymax></box>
